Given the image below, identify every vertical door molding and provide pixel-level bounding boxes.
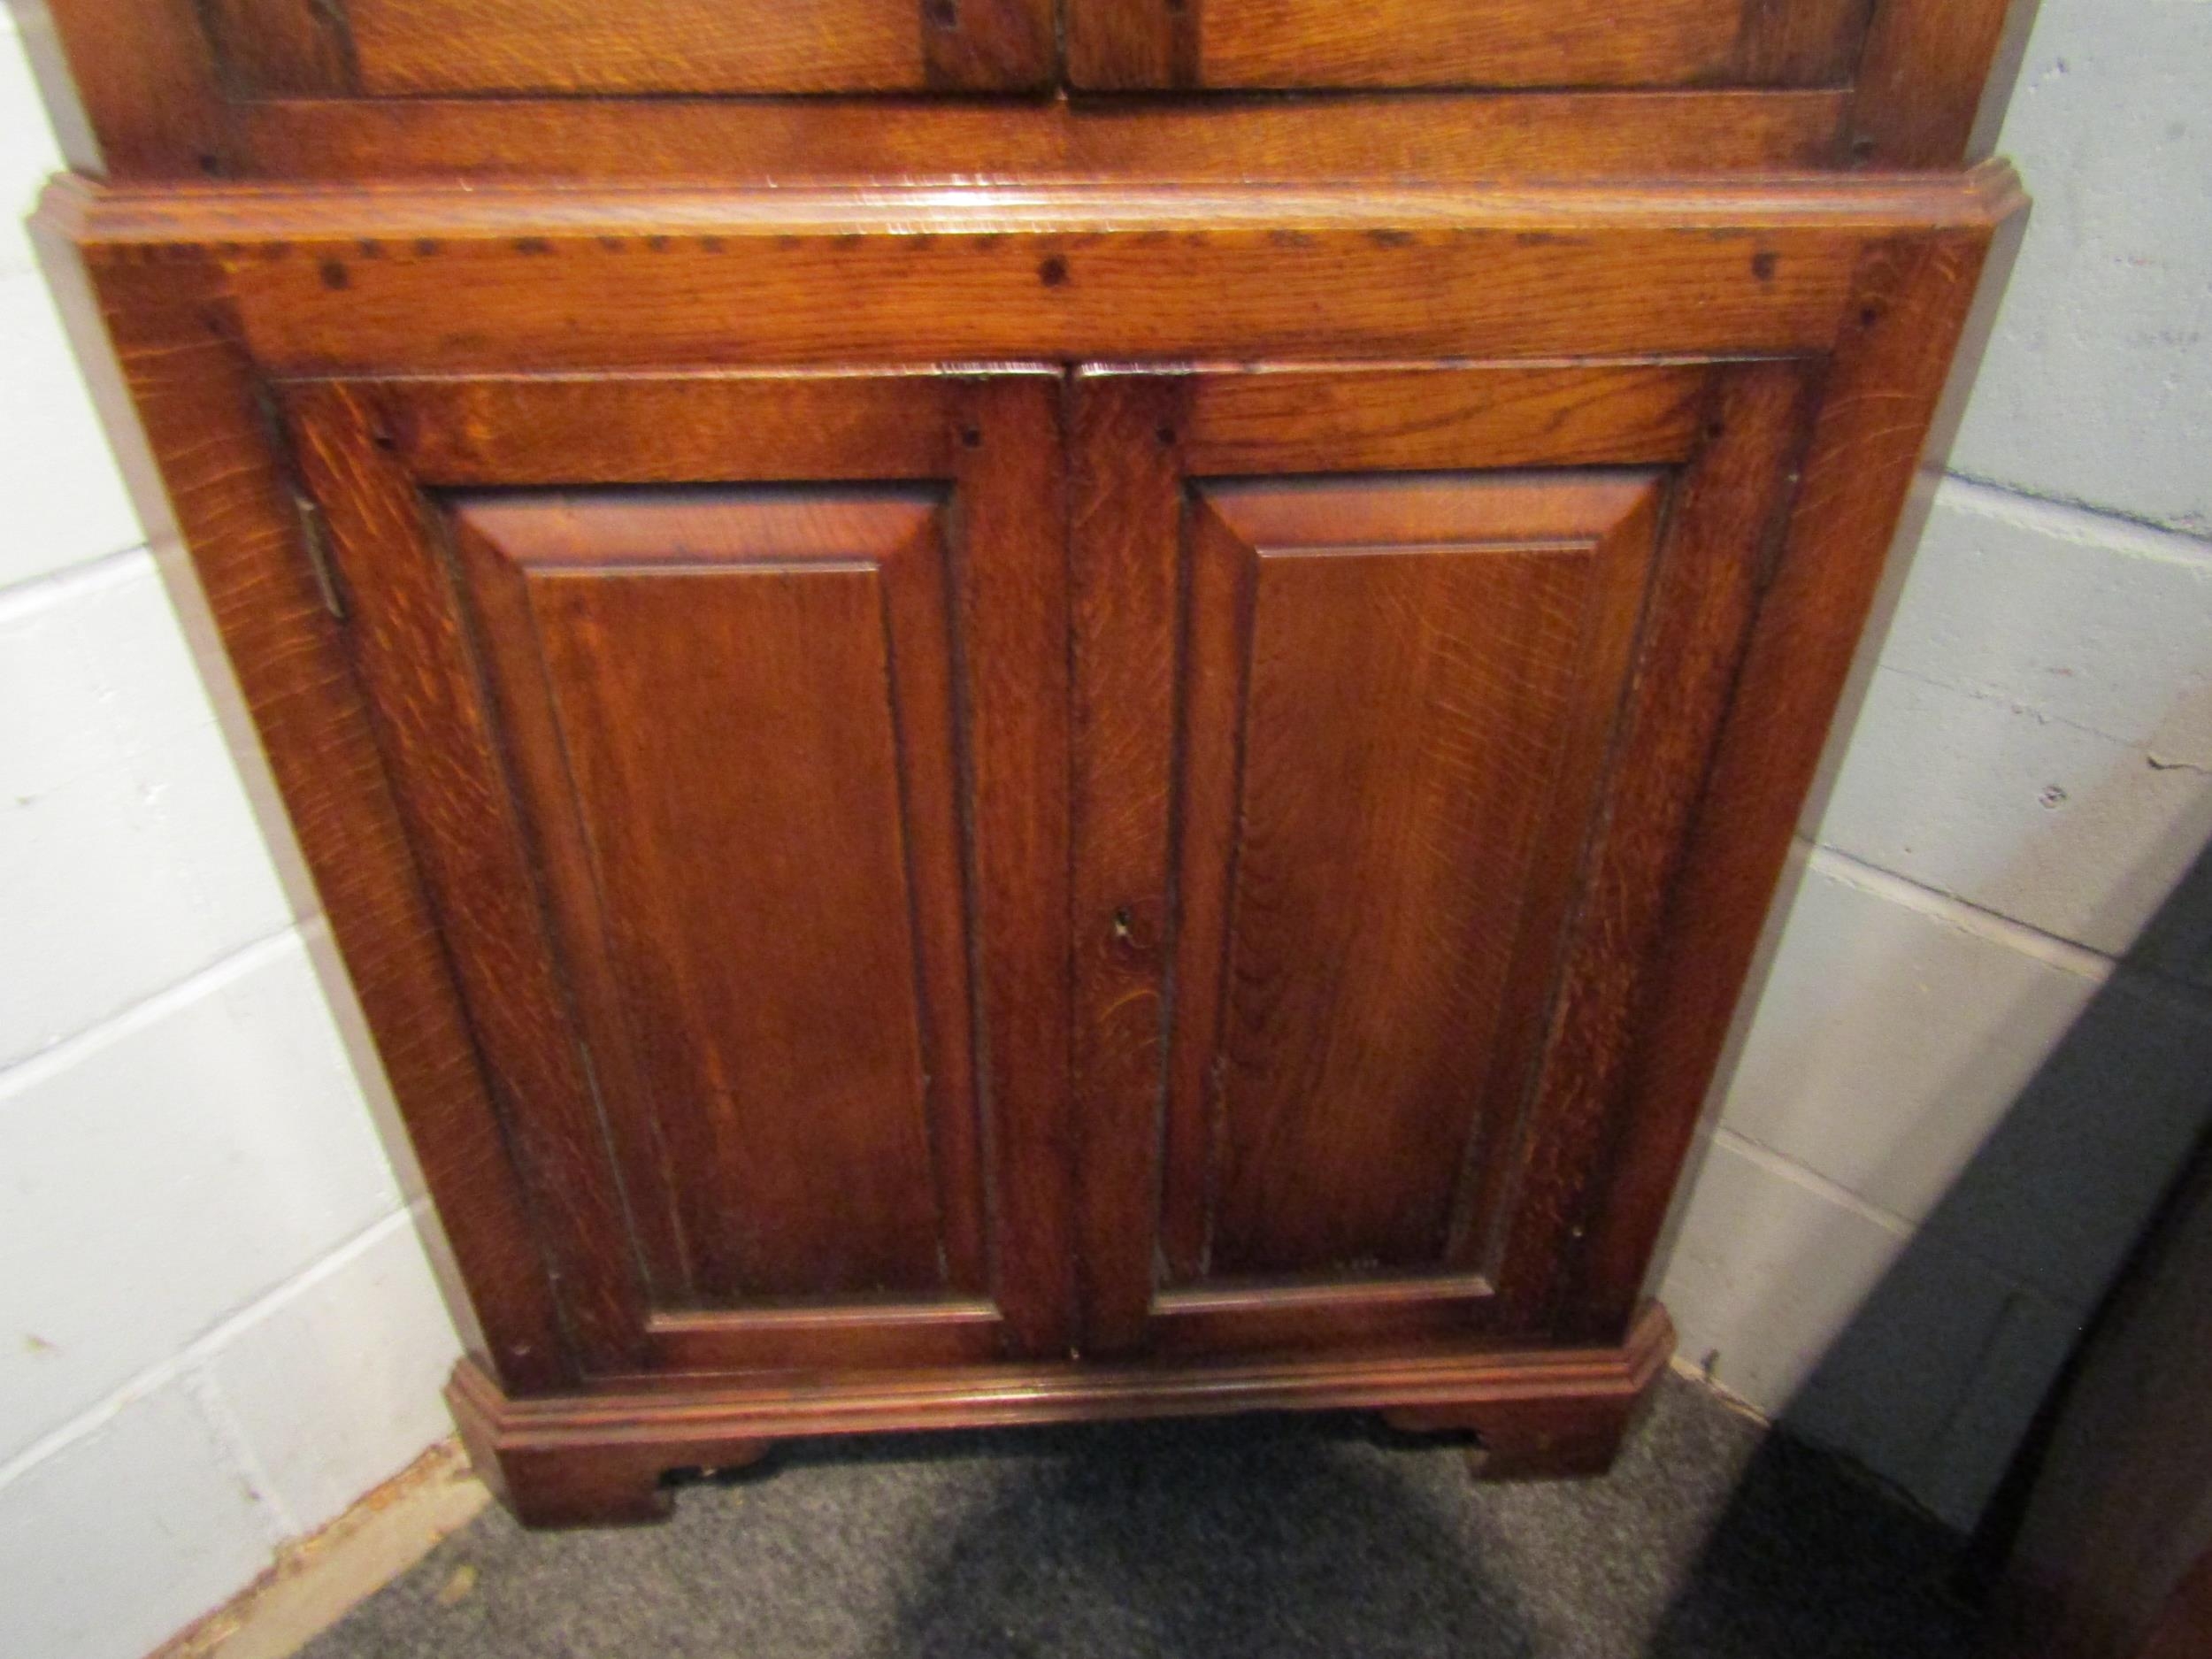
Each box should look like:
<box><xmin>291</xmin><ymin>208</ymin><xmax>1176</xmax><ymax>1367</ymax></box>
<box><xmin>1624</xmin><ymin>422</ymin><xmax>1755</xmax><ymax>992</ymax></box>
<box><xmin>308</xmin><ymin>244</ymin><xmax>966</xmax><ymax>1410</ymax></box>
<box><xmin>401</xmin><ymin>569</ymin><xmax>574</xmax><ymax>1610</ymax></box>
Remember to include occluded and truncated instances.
<box><xmin>1549</xmin><ymin>232</ymin><xmax>2002</xmax><ymax>1338</ymax></box>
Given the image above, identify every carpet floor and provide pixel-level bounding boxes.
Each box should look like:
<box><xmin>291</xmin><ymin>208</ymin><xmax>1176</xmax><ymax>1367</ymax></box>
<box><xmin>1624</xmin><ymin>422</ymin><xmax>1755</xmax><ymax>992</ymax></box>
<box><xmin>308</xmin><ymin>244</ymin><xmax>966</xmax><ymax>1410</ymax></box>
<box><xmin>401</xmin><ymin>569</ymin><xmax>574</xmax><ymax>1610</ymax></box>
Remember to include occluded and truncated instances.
<box><xmin>300</xmin><ymin>1374</ymin><xmax>1978</xmax><ymax>1658</ymax></box>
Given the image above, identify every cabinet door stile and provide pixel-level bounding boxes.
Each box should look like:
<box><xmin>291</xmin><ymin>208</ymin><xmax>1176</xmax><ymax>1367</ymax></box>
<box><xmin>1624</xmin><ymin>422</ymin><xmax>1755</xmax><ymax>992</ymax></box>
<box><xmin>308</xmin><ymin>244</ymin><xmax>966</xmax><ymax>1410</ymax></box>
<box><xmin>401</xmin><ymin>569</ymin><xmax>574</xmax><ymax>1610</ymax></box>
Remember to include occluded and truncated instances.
<box><xmin>1069</xmin><ymin>373</ymin><xmax>1189</xmax><ymax>1355</ymax></box>
<box><xmin>1556</xmin><ymin>235</ymin><xmax>2001</xmax><ymax>1335</ymax></box>
<box><xmin>285</xmin><ymin>380</ymin><xmax>655</xmax><ymax>1377</ymax></box>
<box><xmin>1478</xmin><ymin>359</ymin><xmax>1825</xmax><ymax>1324</ymax></box>
<box><xmin>943</xmin><ymin>373</ymin><xmax>1082</xmax><ymax>1358</ymax></box>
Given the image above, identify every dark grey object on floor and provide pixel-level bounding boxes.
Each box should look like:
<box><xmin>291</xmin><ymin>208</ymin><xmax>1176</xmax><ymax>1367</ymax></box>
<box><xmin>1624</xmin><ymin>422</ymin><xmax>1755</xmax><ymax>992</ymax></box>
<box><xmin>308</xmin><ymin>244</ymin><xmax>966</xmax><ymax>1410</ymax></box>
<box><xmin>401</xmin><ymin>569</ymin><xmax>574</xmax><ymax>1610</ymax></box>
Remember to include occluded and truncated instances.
<box><xmin>300</xmin><ymin>1374</ymin><xmax>1977</xmax><ymax>1658</ymax></box>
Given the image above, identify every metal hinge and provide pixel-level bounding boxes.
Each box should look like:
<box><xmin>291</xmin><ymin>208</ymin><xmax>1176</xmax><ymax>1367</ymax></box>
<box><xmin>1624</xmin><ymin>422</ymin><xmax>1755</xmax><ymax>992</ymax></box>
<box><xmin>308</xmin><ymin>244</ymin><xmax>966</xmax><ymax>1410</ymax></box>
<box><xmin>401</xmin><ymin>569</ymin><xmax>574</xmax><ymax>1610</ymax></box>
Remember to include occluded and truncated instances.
<box><xmin>248</xmin><ymin>380</ymin><xmax>348</xmax><ymax>622</ymax></box>
<box><xmin>288</xmin><ymin>491</ymin><xmax>347</xmax><ymax>621</ymax></box>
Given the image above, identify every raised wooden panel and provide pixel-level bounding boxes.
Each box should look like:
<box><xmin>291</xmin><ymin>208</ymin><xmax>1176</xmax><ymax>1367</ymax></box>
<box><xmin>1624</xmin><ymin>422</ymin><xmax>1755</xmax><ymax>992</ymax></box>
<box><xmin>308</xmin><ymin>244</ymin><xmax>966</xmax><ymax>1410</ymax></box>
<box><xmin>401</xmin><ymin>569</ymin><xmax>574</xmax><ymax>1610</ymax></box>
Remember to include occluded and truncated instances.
<box><xmin>342</xmin><ymin>0</ymin><xmax>1054</xmax><ymax>95</ymax></box>
<box><xmin>1069</xmin><ymin>361</ymin><xmax>1826</xmax><ymax>1358</ymax></box>
<box><xmin>1165</xmin><ymin>474</ymin><xmax>1665</xmax><ymax>1282</ymax></box>
<box><xmin>278</xmin><ymin>369</ymin><xmax>1072</xmax><ymax>1379</ymax></box>
<box><xmin>1068</xmin><ymin>0</ymin><xmax>1870</xmax><ymax>91</ymax></box>
<box><xmin>448</xmin><ymin>489</ymin><xmax>974</xmax><ymax>1307</ymax></box>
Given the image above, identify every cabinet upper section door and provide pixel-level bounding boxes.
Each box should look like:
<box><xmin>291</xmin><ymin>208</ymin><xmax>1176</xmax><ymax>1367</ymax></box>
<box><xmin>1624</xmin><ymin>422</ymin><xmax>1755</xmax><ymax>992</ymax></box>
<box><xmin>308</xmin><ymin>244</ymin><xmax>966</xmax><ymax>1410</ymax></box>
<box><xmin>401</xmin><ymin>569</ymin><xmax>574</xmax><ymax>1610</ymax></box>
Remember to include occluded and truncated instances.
<box><xmin>280</xmin><ymin>369</ymin><xmax>1073</xmax><ymax>1383</ymax></box>
<box><xmin>1066</xmin><ymin>0</ymin><xmax>1871</xmax><ymax>89</ymax></box>
<box><xmin>1068</xmin><ymin>360</ymin><xmax>1823</xmax><ymax>1359</ymax></box>
<box><xmin>38</xmin><ymin>0</ymin><xmax>2020</xmax><ymax>178</ymax></box>
<box><xmin>202</xmin><ymin>0</ymin><xmax>1056</xmax><ymax>94</ymax></box>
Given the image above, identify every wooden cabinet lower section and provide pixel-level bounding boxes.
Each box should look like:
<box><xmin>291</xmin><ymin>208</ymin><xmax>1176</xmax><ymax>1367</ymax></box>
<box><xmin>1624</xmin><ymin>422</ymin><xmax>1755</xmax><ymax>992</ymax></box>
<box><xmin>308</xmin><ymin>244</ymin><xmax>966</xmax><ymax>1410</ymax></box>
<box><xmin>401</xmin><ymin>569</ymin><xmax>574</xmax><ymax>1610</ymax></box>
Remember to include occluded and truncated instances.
<box><xmin>40</xmin><ymin>169</ymin><xmax>2019</xmax><ymax>1525</ymax></box>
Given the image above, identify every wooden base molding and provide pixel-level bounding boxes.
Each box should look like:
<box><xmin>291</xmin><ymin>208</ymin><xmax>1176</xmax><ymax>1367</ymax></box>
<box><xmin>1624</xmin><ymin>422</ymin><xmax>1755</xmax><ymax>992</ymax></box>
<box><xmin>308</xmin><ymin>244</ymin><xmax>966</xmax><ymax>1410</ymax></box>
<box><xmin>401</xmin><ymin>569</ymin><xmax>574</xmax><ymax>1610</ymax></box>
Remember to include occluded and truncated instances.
<box><xmin>449</xmin><ymin>1304</ymin><xmax>1672</xmax><ymax>1526</ymax></box>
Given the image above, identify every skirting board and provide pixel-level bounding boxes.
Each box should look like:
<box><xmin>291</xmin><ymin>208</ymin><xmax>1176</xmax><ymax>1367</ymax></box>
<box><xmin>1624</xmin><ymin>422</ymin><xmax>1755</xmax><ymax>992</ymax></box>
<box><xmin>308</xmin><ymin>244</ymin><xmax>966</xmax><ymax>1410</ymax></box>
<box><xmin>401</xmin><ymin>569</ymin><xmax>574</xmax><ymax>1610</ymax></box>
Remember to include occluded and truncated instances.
<box><xmin>150</xmin><ymin>1442</ymin><xmax>489</xmax><ymax>1659</ymax></box>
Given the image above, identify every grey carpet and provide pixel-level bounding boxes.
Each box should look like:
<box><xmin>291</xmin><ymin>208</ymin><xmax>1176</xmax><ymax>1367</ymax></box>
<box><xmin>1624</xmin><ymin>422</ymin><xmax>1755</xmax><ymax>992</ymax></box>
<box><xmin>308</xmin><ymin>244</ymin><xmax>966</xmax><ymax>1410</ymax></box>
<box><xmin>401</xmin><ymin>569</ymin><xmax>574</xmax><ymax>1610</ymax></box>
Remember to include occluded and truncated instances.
<box><xmin>302</xmin><ymin>1375</ymin><xmax>1978</xmax><ymax>1658</ymax></box>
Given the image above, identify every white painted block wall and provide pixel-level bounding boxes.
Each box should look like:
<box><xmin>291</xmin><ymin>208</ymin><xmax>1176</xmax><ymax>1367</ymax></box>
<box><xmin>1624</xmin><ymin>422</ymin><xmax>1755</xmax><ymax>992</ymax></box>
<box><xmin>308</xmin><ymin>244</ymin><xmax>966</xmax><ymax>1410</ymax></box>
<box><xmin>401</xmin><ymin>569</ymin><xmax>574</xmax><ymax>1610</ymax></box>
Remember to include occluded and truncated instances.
<box><xmin>0</xmin><ymin>1</ymin><xmax>2205</xmax><ymax>1650</ymax></box>
<box><xmin>1661</xmin><ymin>0</ymin><xmax>2212</xmax><ymax>1528</ymax></box>
<box><xmin>0</xmin><ymin>13</ymin><xmax>461</xmax><ymax>1658</ymax></box>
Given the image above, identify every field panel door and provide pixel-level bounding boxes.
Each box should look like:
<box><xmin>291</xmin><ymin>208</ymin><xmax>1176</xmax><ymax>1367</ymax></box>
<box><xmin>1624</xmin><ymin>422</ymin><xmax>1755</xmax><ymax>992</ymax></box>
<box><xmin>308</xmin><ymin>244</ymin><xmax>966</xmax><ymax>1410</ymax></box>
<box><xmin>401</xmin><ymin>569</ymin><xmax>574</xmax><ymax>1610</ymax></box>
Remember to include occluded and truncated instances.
<box><xmin>1069</xmin><ymin>360</ymin><xmax>1818</xmax><ymax>1356</ymax></box>
<box><xmin>281</xmin><ymin>370</ymin><xmax>1071</xmax><ymax>1382</ymax></box>
<box><xmin>1064</xmin><ymin>0</ymin><xmax>1869</xmax><ymax>90</ymax></box>
<box><xmin>213</xmin><ymin>0</ymin><xmax>1056</xmax><ymax>96</ymax></box>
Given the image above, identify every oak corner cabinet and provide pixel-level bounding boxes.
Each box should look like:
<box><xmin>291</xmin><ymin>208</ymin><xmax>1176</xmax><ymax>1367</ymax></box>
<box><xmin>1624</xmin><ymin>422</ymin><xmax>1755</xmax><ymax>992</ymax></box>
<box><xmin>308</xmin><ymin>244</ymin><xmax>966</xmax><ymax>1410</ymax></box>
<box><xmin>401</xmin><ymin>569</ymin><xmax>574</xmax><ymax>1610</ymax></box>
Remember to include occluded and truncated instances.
<box><xmin>27</xmin><ymin>0</ymin><xmax>2029</xmax><ymax>1527</ymax></box>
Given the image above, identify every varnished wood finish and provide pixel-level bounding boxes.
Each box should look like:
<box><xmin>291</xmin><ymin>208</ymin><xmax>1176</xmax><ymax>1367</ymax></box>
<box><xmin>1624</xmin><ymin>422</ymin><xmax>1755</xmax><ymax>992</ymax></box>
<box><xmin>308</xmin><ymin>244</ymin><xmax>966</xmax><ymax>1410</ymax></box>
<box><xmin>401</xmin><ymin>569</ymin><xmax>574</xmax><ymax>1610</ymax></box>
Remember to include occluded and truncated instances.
<box><xmin>342</xmin><ymin>0</ymin><xmax>1054</xmax><ymax>95</ymax></box>
<box><xmin>270</xmin><ymin>368</ymin><xmax>1075</xmax><ymax>1375</ymax></box>
<box><xmin>448</xmin><ymin>489</ymin><xmax>977</xmax><ymax>1307</ymax></box>
<box><xmin>35</xmin><ymin>0</ymin><xmax>2025</xmax><ymax>179</ymax></box>
<box><xmin>1071</xmin><ymin>0</ymin><xmax>1870</xmax><ymax>92</ymax></box>
<box><xmin>201</xmin><ymin>0</ymin><xmax>354</xmax><ymax>99</ymax></box>
<box><xmin>229</xmin><ymin>91</ymin><xmax>1857</xmax><ymax>184</ymax></box>
<box><xmin>1853</xmin><ymin>0</ymin><xmax>2036</xmax><ymax>168</ymax></box>
<box><xmin>1070</xmin><ymin>358</ymin><xmax>1824</xmax><ymax>1357</ymax></box>
<box><xmin>17</xmin><ymin>0</ymin><xmax>228</xmax><ymax>178</ymax></box>
<box><xmin>449</xmin><ymin>1302</ymin><xmax>1675</xmax><ymax>1525</ymax></box>
<box><xmin>1164</xmin><ymin>472</ymin><xmax>1661</xmax><ymax>1284</ymax></box>
<box><xmin>29</xmin><ymin>0</ymin><xmax>2028</xmax><ymax>1527</ymax></box>
<box><xmin>45</xmin><ymin>171</ymin><xmax>2024</xmax><ymax>380</ymax></box>
<box><xmin>1548</xmin><ymin>232</ymin><xmax>1999</xmax><ymax>1340</ymax></box>
<box><xmin>27</xmin><ymin>231</ymin><xmax>570</xmax><ymax>1394</ymax></box>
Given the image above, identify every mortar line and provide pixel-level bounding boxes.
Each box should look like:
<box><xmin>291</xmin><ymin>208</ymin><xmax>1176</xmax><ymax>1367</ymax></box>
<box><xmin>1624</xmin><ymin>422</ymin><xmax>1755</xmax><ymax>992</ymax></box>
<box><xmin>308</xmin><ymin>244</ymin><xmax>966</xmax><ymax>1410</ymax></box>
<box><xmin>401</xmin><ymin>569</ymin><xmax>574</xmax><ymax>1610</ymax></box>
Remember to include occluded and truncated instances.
<box><xmin>1942</xmin><ymin>469</ymin><xmax>2212</xmax><ymax>554</ymax></box>
<box><xmin>0</xmin><ymin>1206</ymin><xmax>425</xmax><ymax>1493</ymax></box>
<box><xmin>1801</xmin><ymin>842</ymin><xmax>2118</xmax><ymax>980</ymax></box>
<box><xmin>0</xmin><ymin>925</ymin><xmax>307</xmax><ymax>1094</ymax></box>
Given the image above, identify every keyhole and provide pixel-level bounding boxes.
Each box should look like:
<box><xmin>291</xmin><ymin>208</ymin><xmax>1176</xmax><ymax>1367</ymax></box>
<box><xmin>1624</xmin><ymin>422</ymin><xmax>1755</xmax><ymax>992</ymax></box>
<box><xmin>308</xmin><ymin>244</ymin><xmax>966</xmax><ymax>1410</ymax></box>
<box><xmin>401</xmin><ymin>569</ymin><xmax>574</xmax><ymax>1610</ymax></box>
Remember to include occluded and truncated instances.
<box><xmin>1110</xmin><ymin>906</ymin><xmax>1134</xmax><ymax>941</ymax></box>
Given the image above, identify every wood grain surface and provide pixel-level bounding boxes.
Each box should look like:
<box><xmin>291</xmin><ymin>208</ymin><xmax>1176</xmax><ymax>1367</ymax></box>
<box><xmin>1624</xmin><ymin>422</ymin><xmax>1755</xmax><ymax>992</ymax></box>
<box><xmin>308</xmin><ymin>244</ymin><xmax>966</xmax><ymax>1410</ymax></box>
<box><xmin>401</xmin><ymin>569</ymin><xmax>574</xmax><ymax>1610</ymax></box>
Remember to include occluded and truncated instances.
<box><xmin>28</xmin><ymin>12</ymin><xmax>2026</xmax><ymax>1509</ymax></box>
<box><xmin>33</xmin><ymin>0</ymin><xmax>2028</xmax><ymax>177</ymax></box>
<box><xmin>1175</xmin><ymin>475</ymin><xmax>1660</xmax><ymax>1280</ymax></box>
<box><xmin>450</xmin><ymin>490</ymin><xmax>975</xmax><ymax>1307</ymax></box>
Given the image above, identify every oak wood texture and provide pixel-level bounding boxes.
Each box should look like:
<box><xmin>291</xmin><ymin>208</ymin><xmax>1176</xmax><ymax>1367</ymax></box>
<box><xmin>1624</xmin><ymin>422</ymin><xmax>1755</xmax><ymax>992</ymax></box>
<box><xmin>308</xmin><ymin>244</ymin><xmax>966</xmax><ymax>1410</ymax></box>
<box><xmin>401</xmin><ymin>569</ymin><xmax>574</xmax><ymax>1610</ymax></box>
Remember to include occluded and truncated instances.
<box><xmin>342</xmin><ymin>0</ymin><xmax>1054</xmax><ymax>95</ymax></box>
<box><xmin>227</xmin><ymin>91</ymin><xmax>1856</xmax><ymax>185</ymax></box>
<box><xmin>1069</xmin><ymin>358</ymin><xmax>1823</xmax><ymax>1359</ymax></box>
<box><xmin>1548</xmin><ymin>229</ymin><xmax>2000</xmax><ymax>1341</ymax></box>
<box><xmin>447</xmin><ymin>1302</ymin><xmax>1675</xmax><ymax>1525</ymax></box>
<box><xmin>44</xmin><ymin>170</ymin><xmax>2024</xmax><ymax>380</ymax></box>
<box><xmin>444</xmin><ymin>489</ymin><xmax>977</xmax><ymax>1309</ymax></box>
<box><xmin>201</xmin><ymin>0</ymin><xmax>354</xmax><ymax>99</ymax></box>
<box><xmin>16</xmin><ymin>0</ymin><xmax>229</xmax><ymax>178</ymax></box>
<box><xmin>31</xmin><ymin>0</ymin><xmax>2027</xmax><ymax>180</ymax></box>
<box><xmin>1169</xmin><ymin>474</ymin><xmax>1663</xmax><ymax>1282</ymax></box>
<box><xmin>1068</xmin><ymin>0</ymin><xmax>1868</xmax><ymax>92</ymax></box>
<box><xmin>1854</xmin><ymin>0</ymin><xmax>2040</xmax><ymax>168</ymax></box>
<box><xmin>289</xmin><ymin>370</ymin><xmax>1074</xmax><ymax>1374</ymax></box>
<box><xmin>31</xmin><ymin>2</ymin><xmax>2025</xmax><ymax>1517</ymax></box>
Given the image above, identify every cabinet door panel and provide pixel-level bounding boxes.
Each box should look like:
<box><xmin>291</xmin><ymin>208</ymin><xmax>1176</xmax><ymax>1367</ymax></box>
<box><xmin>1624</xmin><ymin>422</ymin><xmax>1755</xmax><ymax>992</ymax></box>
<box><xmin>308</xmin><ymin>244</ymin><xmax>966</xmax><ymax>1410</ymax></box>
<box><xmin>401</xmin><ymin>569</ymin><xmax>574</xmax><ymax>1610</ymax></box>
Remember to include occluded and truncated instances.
<box><xmin>1071</xmin><ymin>362</ymin><xmax>1816</xmax><ymax>1356</ymax></box>
<box><xmin>1169</xmin><ymin>475</ymin><xmax>1662</xmax><ymax>1282</ymax></box>
<box><xmin>284</xmin><ymin>372</ymin><xmax>1071</xmax><ymax>1379</ymax></box>
<box><xmin>451</xmin><ymin>490</ymin><xmax>975</xmax><ymax>1306</ymax></box>
<box><xmin>333</xmin><ymin>0</ymin><xmax>1054</xmax><ymax>95</ymax></box>
<box><xmin>1068</xmin><ymin>0</ymin><xmax>1868</xmax><ymax>91</ymax></box>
